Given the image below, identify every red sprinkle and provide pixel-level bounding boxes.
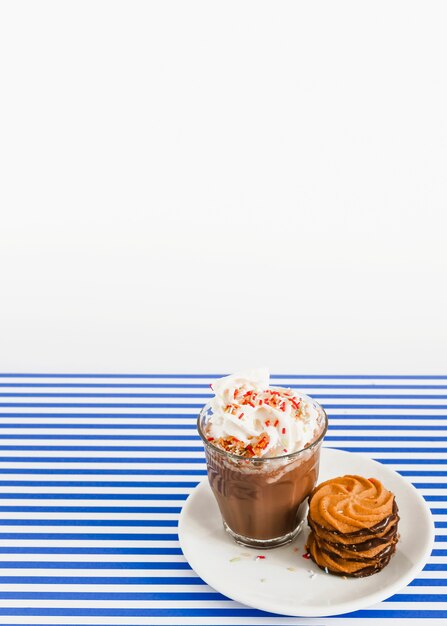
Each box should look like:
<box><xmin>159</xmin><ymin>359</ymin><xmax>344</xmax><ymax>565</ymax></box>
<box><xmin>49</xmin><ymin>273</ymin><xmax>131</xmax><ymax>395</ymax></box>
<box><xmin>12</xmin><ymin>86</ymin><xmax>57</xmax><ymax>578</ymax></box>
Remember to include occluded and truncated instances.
<box><xmin>234</xmin><ymin>389</ymin><xmax>238</xmax><ymax>399</ymax></box>
<box><xmin>265</xmin><ymin>420</ymin><xmax>270</xmax><ymax>427</ymax></box>
<box><xmin>302</xmin><ymin>552</ymin><xmax>311</xmax><ymax>560</ymax></box>
<box><xmin>274</xmin><ymin>419</ymin><xmax>279</xmax><ymax>427</ymax></box>
<box><xmin>258</xmin><ymin>400</ymin><xmax>263</xmax><ymax>406</ymax></box>
<box><xmin>238</xmin><ymin>413</ymin><xmax>244</xmax><ymax>420</ymax></box>
<box><xmin>280</xmin><ymin>402</ymin><xmax>286</xmax><ymax>411</ymax></box>
<box><xmin>282</xmin><ymin>427</ymin><xmax>286</xmax><ymax>434</ymax></box>
<box><xmin>283</xmin><ymin>448</ymin><xmax>288</xmax><ymax>453</ymax></box>
<box><xmin>207</xmin><ymin>437</ymin><xmax>214</xmax><ymax>441</ymax></box>
<box><xmin>256</xmin><ymin>555</ymin><xmax>266</xmax><ymax>560</ymax></box>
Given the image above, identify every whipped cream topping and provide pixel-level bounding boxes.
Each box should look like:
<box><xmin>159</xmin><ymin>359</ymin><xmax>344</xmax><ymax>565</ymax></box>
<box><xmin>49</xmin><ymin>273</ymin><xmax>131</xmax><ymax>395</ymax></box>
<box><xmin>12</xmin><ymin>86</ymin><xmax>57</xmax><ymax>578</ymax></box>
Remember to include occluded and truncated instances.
<box><xmin>204</xmin><ymin>369</ymin><xmax>324</xmax><ymax>458</ymax></box>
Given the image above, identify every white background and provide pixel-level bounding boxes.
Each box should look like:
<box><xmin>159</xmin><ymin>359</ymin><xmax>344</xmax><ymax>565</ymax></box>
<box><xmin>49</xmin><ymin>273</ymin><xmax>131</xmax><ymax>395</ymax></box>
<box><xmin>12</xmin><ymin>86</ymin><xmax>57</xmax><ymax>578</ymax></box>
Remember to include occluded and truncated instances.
<box><xmin>0</xmin><ymin>0</ymin><xmax>446</xmax><ymax>374</ymax></box>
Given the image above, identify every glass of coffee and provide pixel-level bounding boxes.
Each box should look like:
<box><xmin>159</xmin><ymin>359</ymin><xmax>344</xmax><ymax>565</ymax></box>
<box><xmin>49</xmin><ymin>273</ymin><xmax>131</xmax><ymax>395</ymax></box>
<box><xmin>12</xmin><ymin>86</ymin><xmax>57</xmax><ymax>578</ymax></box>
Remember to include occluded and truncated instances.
<box><xmin>197</xmin><ymin>370</ymin><xmax>328</xmax><ymax>549</ymax></box>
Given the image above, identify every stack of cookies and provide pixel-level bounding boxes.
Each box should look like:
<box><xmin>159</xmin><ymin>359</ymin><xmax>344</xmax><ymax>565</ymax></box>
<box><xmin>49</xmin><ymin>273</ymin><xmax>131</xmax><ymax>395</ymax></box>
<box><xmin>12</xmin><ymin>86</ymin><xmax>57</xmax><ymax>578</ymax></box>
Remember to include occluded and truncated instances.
<box><xmin>306</xmin><ymin>475</ymin><xmax>399</xmax><ymax>577</ymax></box>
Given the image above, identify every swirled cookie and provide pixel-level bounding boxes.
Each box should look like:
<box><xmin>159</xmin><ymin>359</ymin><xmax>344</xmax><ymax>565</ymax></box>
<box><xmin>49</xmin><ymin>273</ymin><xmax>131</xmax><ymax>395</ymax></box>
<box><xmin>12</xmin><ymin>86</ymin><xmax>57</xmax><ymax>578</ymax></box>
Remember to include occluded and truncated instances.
<box><xmin>307</xmin><ymin>531</ymin><xmax>396</xmax><ymax>577</ymax></box>
<box><xmin>305</xmin><ymin>475</ymin><xmax>399</xmax><ymax>577</ymax></box>
<box><xmin>309</xmin><ymin>475</ymin><xmax>395</xmax><ymax>533</ymax></box>
<box><xmin>308</xmin><ymin>515</ymin><xmax>398</xmax><ymax>545</ymax></box>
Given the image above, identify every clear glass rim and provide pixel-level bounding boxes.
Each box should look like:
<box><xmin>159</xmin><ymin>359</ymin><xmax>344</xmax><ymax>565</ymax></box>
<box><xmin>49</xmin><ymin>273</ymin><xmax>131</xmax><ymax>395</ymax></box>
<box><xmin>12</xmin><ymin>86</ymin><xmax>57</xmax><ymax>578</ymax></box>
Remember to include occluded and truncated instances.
<box><xmin>197</xmin><ymin>399</ymin><xmax>328</xmax><ymax>462</ymax></box>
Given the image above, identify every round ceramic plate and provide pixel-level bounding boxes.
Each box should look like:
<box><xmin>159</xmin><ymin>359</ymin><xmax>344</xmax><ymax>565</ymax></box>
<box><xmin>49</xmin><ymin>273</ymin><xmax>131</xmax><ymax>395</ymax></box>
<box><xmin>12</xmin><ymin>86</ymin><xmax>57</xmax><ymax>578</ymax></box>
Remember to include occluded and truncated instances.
<box><xmin>178</xmin><ymin>447</ymin><xmax>434</xmax><ymax>617</ymax></box>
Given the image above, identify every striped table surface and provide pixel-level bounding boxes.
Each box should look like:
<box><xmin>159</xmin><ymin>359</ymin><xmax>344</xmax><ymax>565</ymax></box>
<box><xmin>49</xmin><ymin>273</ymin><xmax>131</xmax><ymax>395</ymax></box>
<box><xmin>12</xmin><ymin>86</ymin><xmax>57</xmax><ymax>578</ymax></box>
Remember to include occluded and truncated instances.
<box><xmin>0</xmin><ymin>374</ymin><xmax>444</xmax><ymax>626</ymax></box>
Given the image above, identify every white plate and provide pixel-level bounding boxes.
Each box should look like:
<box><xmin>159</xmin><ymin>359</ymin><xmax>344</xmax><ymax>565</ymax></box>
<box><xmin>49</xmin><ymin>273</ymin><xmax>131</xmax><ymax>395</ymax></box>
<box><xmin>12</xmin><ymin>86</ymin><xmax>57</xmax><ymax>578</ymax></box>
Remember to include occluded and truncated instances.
<box><xmin>178</xmin><ymin>447</ymin><xmax>434</xmax><ymax>617</ymax></box>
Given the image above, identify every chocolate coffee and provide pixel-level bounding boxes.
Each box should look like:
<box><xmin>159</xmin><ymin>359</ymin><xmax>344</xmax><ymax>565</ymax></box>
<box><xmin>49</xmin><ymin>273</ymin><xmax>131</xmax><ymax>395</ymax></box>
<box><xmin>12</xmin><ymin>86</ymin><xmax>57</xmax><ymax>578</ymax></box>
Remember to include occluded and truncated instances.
<box><xmin>197</xmin><ymin>369</ymin><xmax>328</xmax><ymax>548</ymax></box>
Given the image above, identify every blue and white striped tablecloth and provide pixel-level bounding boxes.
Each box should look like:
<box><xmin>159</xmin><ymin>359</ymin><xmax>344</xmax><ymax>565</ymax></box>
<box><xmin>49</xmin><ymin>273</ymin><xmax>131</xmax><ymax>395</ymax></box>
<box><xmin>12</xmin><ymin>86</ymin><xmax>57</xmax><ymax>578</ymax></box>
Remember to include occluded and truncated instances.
<box><xmin>0</xmin><ymin>373</ymin><xmax>444</xmax><ymax>625</ymax></box>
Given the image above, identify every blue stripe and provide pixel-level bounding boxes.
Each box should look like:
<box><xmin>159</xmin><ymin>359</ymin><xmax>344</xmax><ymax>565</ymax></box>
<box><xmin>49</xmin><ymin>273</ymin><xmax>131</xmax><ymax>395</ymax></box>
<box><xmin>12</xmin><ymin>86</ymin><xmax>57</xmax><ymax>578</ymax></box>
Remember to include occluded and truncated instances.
<box><xmin>410</xmin><ymin>483</ymin><xmax>447</xmax><ymax>489</ymax></box>
<box><xmin>0</xmin><ymin>503</ymin><xmax>183</xmax><ymax>512</ymax></box>
<box><xmin>2</xmin><ymin>382</ymin><xmax>447</xmax><ymax>389</ymax></box>
<box><xmin>0</xmin><ymin>424</ymin><xmax>447</xmax><ymax>434</ymax></box>
<box><xmin>0</xmin><ymin>488</ymin><xmax>442</xmax><ymax>503</ymax></box>
<box><xmin>3</xmin><ymin>392</ymin><xmax>447</xmax><ymax>399</ymax></box>
<box><xmin>0</xmin><ymin>383</ymin><xmax>212</xmax><ymax>388</ymax></box>
<box><xmin>0</xmin><ymin>506</ymin><xmax>181</xmax><ymax>513</ymax></box>
<box><xmin>0</xmin><ymin>562</ymin><xmax>190</xmax><ymax>570</ymax></box>
<box><xmin>0</xmin><ymin>439</ymin><xmax>443</xmax><ymax>448</ymax></box>
<box><xmin>326</xmin><ymin>436</ymin><xmax>447</xmax><ymax>441</ymax></box>
<box><xmin>0</xmin><ymin>608</ymin><xmax>443</xmax><ymax>618</ymax></box>
<box><xmin>4</xmin><ymin>478</ymin><xmax>447</xmax><ymax>489</ymax></box>
<box><xmin>1</xmin><ymin>424</ymin><xmax>447</xmax><ymax>433</ymax></box>
<box><xmin>325</xmin><ymin>404</ymin><xmax>447</xmax><ymax>409</ymax></box>
<box><xmin>0</xmin><ymin>435</ymin><xmax>199</xmax><ymax>440</ymax></box>
<box><xmin>0</xmin><ymin>403</ymin><xmax>204</xmax><ymax>408</ymax></box>
<box><xmin>1</xmin><ymin>373</ymin><xmax>447</xmax><ymax>378</ymax></box>
<box><xmin>411</xmin><ymin>578</ymin><xmax>447</xmax><ymax>586</ymax></box>
<box><xmin>0</xmin><ymin>591</ymin><xmax>443</xmax><ymax>602</ymax></box>
<box><xmin>1</xmin><ymin>442</ymin><xmax>447</xmax><ymax>452</ymax></box>
<box><xmin>0</xmin><ymin>574</ymin><xmax>203</xmax><ymax>583</ymax></box>
<box><xmin>0</xmin><ymin>406</ymin><xmax>447</xmax><ymax>422</ymax></box>
<box><xmin>379</xmin><ymin>458</ymin><xmax>447</xmax><ymax>464</ymax></box>
<box><xmin>388</xmin><ymin>594</ymin><xmax>447</xmax><ymax>602</ymax></box>
<box><xmin>400</xmin><ymin>471</ymin><xmax>447</xmax><ymax>476</ymax></box>
<box><xmin>0</xmin><ymin>424</ymin><xmax>197</xmax><ymax>430</ymax></box>
<box><xmin>3</xmin><ymin>402</ymin><xmax>447</xmax><ymax>409</ymax></box>
<box><xmin>0</xmin><ymin>591</ymin><xmax>221</xmax><ymax>600</ymax></box>
<box><xmin>328</xmin><ymin>414</ymin><xmax>447</xmax><ymax>419</ymax></box>
<box><xmin>0</xmin><ymin>450</ymin><xmax>444</xmax><ymax>467</ymax></box>
<box><xmin>0</xmin><ymin>493</ymin><xmax>187</xmax><ymax>500</ymax></box>
<box><xmin>0</xmin><ymin>547</ymin><xmax>184</xmax><ymax>555</ymax></box>
<box><xmin>0</xmin><ymin>434</ymin><xmax>200</xmax><ymax>438</ymax></box>
<box><xmin>2</xmin><ymin>452</ymin><xmax>447</xmax><ymax>462</ymax></box>
<box><xmin>0</xmin><ymin>468</ymin><xmax>207</xmax><ymax>475</ymax></box>
<box><xmin>0</xmin><ymin>411</ymin><xmax>446</xmax><ymax>419</ymax></box>
<box><xmin>0</xmin><ymin>520</ymin><xmax>179</xmax><ymax>527</ymax></box>
<box><xmin>0</xmin><ymin>534</ymin><xmax>179</xmax><ymax>540</ymax></box>
<box><xmin>0</xmin><ymin>413</ymin><xmax>196</xmax><ymax>418</ymax></box>
<box><xmin>0</xmin><ymin>374</ymin><xmax>223</xmax><ymax>379</ymax></box>
<box><xmin>0</xmin><ymin>434</ymin><xmax>445</xmax><ymax>444</ymax></box>
<box><xmin>338</xmin><ymin>446</ymin><xmax>447</xmax><ymax>452</ymax></box>
<box><xmin>0</xmin><ymin>393</ymin><xmax>213</xmax><ymax>398</ymax></box>
<box><xmin>0</xmin><ymin>480</ymin><xmax>198</xmax><ymax>487</ymax></box>
<box><xmin>0</xmin><ymin>444</ymin><xmax>203</xmax><ymax>451</ymax></box>
<box><xmin>0</xmin><ymin>456</ymin><xmax>205</xmax><ymax>463</ymax></box>
<box><xmin>329</xmin><ymin>425</ymin><xmax>447</xmax><ymax>430</ymax></box>
<box><xmin>281</xmin><ymin>375</ymin><xmax>447</xmax><ymax>379</ymax></box>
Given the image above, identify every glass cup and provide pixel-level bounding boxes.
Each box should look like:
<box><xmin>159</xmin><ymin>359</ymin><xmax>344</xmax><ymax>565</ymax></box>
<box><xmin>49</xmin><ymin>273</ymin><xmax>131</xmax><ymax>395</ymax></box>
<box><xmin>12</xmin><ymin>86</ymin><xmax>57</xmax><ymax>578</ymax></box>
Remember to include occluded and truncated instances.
<box><xmin>197</xmin><ymin>400</ymin><xmax>328</xmax><ymax>549</ymax></box>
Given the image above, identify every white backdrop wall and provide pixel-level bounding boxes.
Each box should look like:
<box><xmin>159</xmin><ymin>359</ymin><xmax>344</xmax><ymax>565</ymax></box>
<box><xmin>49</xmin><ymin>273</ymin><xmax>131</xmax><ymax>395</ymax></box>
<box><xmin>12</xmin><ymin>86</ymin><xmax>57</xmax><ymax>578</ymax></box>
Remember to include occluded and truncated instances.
<box><xmin>0</xmin><ymin>0</ymin><xmax>446</xmax><ymax>373</ymax></box>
